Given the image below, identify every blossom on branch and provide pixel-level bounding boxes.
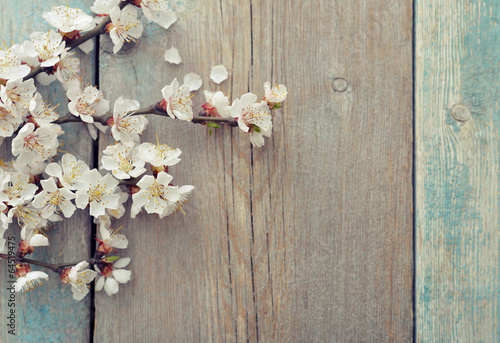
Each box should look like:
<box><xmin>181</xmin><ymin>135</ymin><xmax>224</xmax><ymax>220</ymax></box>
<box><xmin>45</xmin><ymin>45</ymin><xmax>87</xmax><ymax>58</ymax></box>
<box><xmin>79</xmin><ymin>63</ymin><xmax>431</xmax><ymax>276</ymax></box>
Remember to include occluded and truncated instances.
<box><xmin>0</xmin><ymin>48</ymin><xmax>31</xmax><ymax>81</ymax></box>
<box><xmin>108</xmin><ymin>97</ymin><xmax>147</xmax><ymax>143</ymax></box>
<box><xmin>106</xmin><ymin>5</ymin><xmax>144</xmax><ymax>54</ymax></box>
<box><xmin>61</xmin><ymin>261</ymin><xmax>97</xmax><ymax>301</ymax></box>
<box><xmin>67</xmin><ymin>84</ymin><xmax>110</xmax><ymax>123</ymax></box>
<box><xmin>28</xmin><ymin>93</ymin><xmax>60</xmax><ymax>127</ymax></box>
<box><xmin>18</xmin><ymin>227</ymin><xmax>49</xmax><ymax>256</ymax></box>
<box><xmin>131</xmin><ymin>172</ymin><xmax>180</xmax><ymax>218</ymax></box>
<box><xmin>203</xmin><ymin>91</ymin><xmax>231</xmax><ymax>117</ymax></box>
<box><xmin>14</xmin><ymin>269</ymin><xmax>49</xmax><ymax>293</ymax></box>
<box><xmin>159</xmin><ymin>184</ymin><xmax>195</xmax><ymax>218</ymax></box>
<box><xmin>32</xmin><ymin>177</ymin><xmax>76</xmax><ymax>219</ymax></box>
<box><xmin>95</xmin><ymin>257</ymin><xmax>131</xmax><ymax>296</ymax></box>
<box><xmin>138</xmin><ymin>141</ymin><xmax>181</xmax><ymax>171</ymax></box>
<box><xmin>263</xmin><ymin>81</ymin><xmax>287</xmax><ymax>106</ymax></box>
<box><xmin>0</xmin><ymin>78</ymin><xmax>36</xmax><ymax>114</ymax></box>
<box><xmin>101</xmin><ymin>142</ymin><xmax>146</xmax><ymax>179</ymax></box>
<box><xmin>42</xmin><ymin>6</ymin><xmax>93</xmax><ymax>35</ymax></box>
<box><xmin>160</xmin><ymin>78</ymin><xmax>193</xmax><ymax>121</ymax></box>
<box><xmin>75</xmin><ymin>169</ymin><xmax>120</xmax><ymax>218</ymax></box>
<box><xmin>0</xmin><ymin>102</ymin><xmax>23</xmax><ymax>138</ymax></box>
<box><xmin>45</xmin><ymin>153</ymin><xmax>90</xmax><ymax>191</ymax></box>
<box><xmin>12</xmin><ymin>123</ymin><xmax>61</xmax><ymax>168</ymax></box>
<box><xmin>28</xmin><ymin>30</ymin><xmax>66</xmax><ymax>68</ymax></box>
<box><xmin>97</xmin><ymin>225</ymin><xmax>128</xmax><ymax>255</ymax></box>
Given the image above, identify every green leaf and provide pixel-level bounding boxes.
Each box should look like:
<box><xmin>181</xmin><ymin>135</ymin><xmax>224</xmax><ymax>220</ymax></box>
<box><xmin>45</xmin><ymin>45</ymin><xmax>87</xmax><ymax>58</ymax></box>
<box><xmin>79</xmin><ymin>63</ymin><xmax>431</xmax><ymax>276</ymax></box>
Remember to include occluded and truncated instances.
<box><xmin>103</xmin><ymin>256</ymin><xmax>120</xmax><ymax>263</ymax></box>
<box><xmin>251</xmin><ymin>126</ymin><xmax>261</xmax><ymax>133</ymax></box>
<box><xmin>209</xmin><ymin>128</ymin><xmax>213</xmax><ymax>136</ymax></box>
<box><xmin>272</xmin><ymin>103</ymin><xmax>282</xmax><ymax>109</ymax></box>
<box><xmin>207</xmin><ymin>121</ymin><xmax>221</xmax><ymax>128</ymax></box>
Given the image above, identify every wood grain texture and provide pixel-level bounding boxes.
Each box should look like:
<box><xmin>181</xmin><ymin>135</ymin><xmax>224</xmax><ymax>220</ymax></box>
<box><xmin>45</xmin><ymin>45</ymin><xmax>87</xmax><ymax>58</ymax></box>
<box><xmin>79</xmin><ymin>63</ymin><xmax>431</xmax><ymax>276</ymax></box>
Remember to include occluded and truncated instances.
<box><xmin>95</xmin><ymin>1</ymin><xmax>413</xmax><ymax>342</ymax></box>
<box><xmin>416</xmin><ymin>0</ymin><xmax>499</xmax><ymax>341</ymax></box>
<box><xmin>0</xmin><ymin>1</ymin><xmax>94</xmax><ymax>342</ymax></box>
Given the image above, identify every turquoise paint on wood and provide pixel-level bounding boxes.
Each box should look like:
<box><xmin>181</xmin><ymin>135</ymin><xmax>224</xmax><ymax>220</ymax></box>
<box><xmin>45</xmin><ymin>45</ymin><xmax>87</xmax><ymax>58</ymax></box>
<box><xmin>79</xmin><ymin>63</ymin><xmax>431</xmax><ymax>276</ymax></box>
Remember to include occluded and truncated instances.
<box><xmin>416</xmin><ymin>0</ymin><xmax>499</xmax><ymax>341</ymax></box>
<box><xmin>0</xmin><ymin>1</ymin><xmax>95</xmax><ymax>342</ymax></box>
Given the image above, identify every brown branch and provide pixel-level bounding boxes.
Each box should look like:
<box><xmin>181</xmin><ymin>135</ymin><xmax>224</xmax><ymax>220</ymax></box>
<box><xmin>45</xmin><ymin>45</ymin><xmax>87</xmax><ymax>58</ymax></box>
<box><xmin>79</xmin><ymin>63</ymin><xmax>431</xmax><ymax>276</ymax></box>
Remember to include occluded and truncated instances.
<box><xmin>0</xmin><ymin>253</ymin><xmax>97</xmax><ymax>273</ymax></box>
<box><xmin>54</xmin><ymin>103</ymin><xmax>238</xmax><ymax>127</ymax></box>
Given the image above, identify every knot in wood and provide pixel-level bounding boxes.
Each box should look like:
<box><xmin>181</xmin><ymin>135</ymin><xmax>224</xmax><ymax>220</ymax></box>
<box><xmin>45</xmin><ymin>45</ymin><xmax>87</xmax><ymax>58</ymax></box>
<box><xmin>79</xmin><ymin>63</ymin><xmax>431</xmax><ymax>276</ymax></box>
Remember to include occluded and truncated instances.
<box><xmin>451</xmin><ymin>104</ymin><xmax>471</xmax><ymax>122</ymax></box>
<box><xmin>332</xmin><ymin>78</ymin><xmax>348</xmax><ymax>92</ymax></box>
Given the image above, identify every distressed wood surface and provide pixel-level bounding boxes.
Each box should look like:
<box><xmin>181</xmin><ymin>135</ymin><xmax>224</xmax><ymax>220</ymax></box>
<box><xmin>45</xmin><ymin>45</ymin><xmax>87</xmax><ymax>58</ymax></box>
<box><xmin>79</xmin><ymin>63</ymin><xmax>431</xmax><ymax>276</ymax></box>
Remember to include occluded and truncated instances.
<box><xmin>416</xmin><ymin>0</ymin><xmax>499</xmax><ymax>341</ymax></box>
<box><xmin>0</xmin><ymin>1</ymin><xmax>95</xmax><ymax>342</ymax></box>
<box><xmin>95</xmin><ymin>1</ymin><xmax>413</xmax><ymax>342</ymax></box>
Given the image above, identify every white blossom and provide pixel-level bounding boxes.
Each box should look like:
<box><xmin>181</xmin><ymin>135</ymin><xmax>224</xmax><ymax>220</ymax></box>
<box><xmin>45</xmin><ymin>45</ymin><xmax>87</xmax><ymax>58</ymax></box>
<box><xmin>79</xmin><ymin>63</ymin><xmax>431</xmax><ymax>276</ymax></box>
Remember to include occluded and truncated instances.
<box><xmin>20</xmin><ymin>227</ymin><xmax>49</xmax><ymax>248</ymax></box>
<box><xmin>28</xmin><ymin>30</ymin><xmax>66</xmax><ymax>68</ymax></box>
<box><xmin>91</xmin><ymin>0</ymin><xmax>121</xmax><ymax>16</ymax></box>
<box><xmin>32</xmin><ymin>177</ymin><xmax>76</xmax><ymax>218</ymax></box>
<box><xmin>98</xmin><ymin>225</ymin><xmax>128</xmax><ymax>251</ymax></box>
<box><xmin>138</xmin><ymin>142</ymin><xmax>181</xmax><ymax>168</ymax></box>
<box><xmin>11</xmin><ymin>123</ymin><xmax>61</xmax><ymax>168</ymax></box>
<box><xmin>29</xmin><ymin>92</ymin><xmax>60</xmax><ymax>127</ymax></box>
<box><xmin>160</xmin><ymin>78</ymin><xmax>193</xmax><ymax>121</ymax></box>
<box><xmin>45</xmin><ymin>153</ymin><xmax>90</xmax><ymax>190</ymax></box>
<box><xmin>42</xmin><ymin>6</ymin><xmax>93</xmax><ymax>33</ymax></box>
<box><xmin>203</xmin><ymin>91</ymin><xmax>231</xmax><ymax>117</ymax></box>
<box><xmin>159</xmin><ymin>184</ymin><xmax>195</xmax><ymax>218</ymax></box>
<box><xmin>101</xmin><ymin>142</ymin><xmax>146</xmax><ymax>179</ymax></box>
<box><xmin>210</xmin><ymin>65</ymin><xmax>228</xmax><ymax>84</ymax></box>
<box><xmin>138</xmin><ymin>0</ymin><xmax>177</xmax><ymax>30</ymax></box>
<box><xmin>94</xmin><ymin>189</ymin><xmax>128</xmax><ymax>229</ymax></box>
<box><xmin>75</xmin><ymin>169</ymin><xmax>120</xmax><ymax>218</ymax></box>
<box><xmin>95</xmin><ymin>258</ymin><xmax>131</xmax><ymax>296</ymax></box>
<box><xmin>55</xmin><ymin>49</ymin><xmax>80</xmax><ymax>85</ymax></box>
<box><xmin>107</xmin><ymin>5</ymin><xmax>144</xmax><ymax>54</ymax></box>
<box><xmin>231</xmin><ymin>93</ymin><xmax>272</xmax><ymax>133</ymax></box>
<box><xmin>14</xmin><ymin>271</ymin><xmax>49</xmax><ymax>293</ymax></box>
<box><xmin>66</xmin><ymin>261</ymin><xmax>97</xmax><ymax>301</ymax></box>
<box><xmin>110</xmin><ymin>97</ymin><xmax>147</xmax><ymax>143</ymax></box>
<box><xmin>0</xmin><ymin>171</ymin><xmax>37</xmax><ymax>207</ymax></box>
<box><xmin>0</xmin><ymin>101</ymin><xmax>22</xmax><ymax>138</ymax></box>
<box><xmin>0</xmin><ymin>48</ymin><xmax>31</xmax><ymax>81</ymax></box>
<box><xmin>263</xmin><ymin>81</ymin><xmax>287</xmax><ymax>104</ymax></box>
<box><xmin>67</xmin><ymin>84</ymin><xmax>109</xmax><ymax>123</ymax></box>
<box><xmin>6</xmin><ymin>203</ymin><xmax>62</xmax><ymax>231</ymax></box>
<box><xmin>131</xmin><ymin>172</ymin><xmax>180</xmax><ymax>218</ymax></box>
<box><xmin>0</xmin><ymin>78</ymin><xmax>36</xmax><ymax>114</ymax></box>
<box><xmin>249</xmin><ymin>126</ymin><xmax>272</xmax><ymax>148</ymax></box>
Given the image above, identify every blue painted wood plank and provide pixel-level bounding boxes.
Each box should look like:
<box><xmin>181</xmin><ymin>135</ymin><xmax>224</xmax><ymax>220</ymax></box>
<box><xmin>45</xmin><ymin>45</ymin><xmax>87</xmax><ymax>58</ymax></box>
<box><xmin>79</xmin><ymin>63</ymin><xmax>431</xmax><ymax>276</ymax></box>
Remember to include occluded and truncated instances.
<box><xmin>416</xmin><ymin>0</ymin><xmax>499</xmax><ymax>341</ymax></box>
<box><xmin>0</xmin><ymin>1</ymin><xmax>95</xmax><ymax>342</ymax></box>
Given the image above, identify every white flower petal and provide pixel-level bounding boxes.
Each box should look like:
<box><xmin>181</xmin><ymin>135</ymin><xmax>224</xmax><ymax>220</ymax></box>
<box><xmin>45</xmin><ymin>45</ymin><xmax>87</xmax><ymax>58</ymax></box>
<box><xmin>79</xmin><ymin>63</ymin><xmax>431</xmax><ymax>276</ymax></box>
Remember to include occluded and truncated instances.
<box><xmin>183</xmin><ymin>73</ymin><xmax>202</xmax><ymax>91</ymax></box>
<box><xmin>164</xmin><ymin>47</ymin><xmax>182</xmax><ymax>64</ymax></box>
<box><xmin>210</xmin><ymin>65</ymin><xmax>228</xmax><ymax>84</ymax></box>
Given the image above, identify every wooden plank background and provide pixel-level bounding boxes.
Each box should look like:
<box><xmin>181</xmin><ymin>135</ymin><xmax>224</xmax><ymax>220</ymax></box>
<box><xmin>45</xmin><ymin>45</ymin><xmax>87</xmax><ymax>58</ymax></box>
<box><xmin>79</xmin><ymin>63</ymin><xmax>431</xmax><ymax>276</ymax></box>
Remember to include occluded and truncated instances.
<box><xmin>0</xmin><ymin>0</ymin><xmax>462</xmax><ymax>342</ymax></box>
<box><xmin>416</xmin><ymin>0</ymin><xmax>499</xmax><ymax>342</ymax></box>
<box><xmin>95</xmin><ymin>1</ymin><xmax>413</xmax><ymax>342</ymax></box>
<box><xmin>0</xmin><ymin>1</ymin><xmax>95</xmax><ymax>342</ymax></box>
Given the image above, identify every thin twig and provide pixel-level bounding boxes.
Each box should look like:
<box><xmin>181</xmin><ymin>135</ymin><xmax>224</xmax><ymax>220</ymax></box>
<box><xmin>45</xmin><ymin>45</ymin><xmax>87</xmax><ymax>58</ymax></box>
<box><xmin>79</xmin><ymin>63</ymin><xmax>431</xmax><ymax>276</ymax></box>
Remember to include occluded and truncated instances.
<box><xmin>54</xmin><ymin>103</ymin><xmax>239</xmax><ymax>127</ymax></box>
<box><xmin>0</xmin><ymin>253</ymin><xmax>96</xmax><ymax>273</ymax></box>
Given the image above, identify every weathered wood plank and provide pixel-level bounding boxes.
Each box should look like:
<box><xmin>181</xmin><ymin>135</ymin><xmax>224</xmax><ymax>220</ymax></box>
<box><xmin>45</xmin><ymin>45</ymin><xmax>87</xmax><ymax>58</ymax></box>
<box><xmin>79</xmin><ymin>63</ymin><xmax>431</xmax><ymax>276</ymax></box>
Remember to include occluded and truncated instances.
<box><xmin>0</xmin><ymin>1</ymin><xmax>94</xmax><ymax>342</ymax></box>
<box><xmin>416</xmin><ymin>0</ymin><xmax>499</xmax><ymax>341</ymax></box>
<box><xmin>96</xmin><ymin>1</ymin><xmax>413</xmax><ymax>342</ymax></box>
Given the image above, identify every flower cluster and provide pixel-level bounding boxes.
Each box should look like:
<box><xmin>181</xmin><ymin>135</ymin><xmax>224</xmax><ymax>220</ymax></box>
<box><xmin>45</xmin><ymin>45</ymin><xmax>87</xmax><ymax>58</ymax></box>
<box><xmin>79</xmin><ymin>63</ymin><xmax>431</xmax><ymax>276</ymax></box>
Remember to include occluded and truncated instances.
<box><xmin>0</xmin><ymin>0</ymin><xmax>288</xmax><ymax>302</ymax></box>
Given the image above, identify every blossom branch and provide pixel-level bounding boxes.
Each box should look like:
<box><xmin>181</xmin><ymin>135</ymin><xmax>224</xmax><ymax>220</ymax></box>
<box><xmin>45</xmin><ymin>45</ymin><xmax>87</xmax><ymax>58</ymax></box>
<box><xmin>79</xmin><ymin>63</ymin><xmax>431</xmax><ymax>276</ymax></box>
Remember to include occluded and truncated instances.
<box><xmin>54</xmin><ymin>103</ymin><xmax>238</xmax><ymax>126</ymax></box>
<box><xmin>23</xmin><ymin>2</ymin><xmax>129</xmax><ymax>81</ymax></box>
<box><xmin>0</xmin><ymin>253</ymin><xmax>96</xmax><ymax>273</ymax></box>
